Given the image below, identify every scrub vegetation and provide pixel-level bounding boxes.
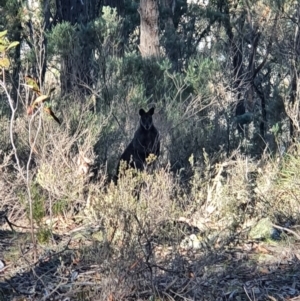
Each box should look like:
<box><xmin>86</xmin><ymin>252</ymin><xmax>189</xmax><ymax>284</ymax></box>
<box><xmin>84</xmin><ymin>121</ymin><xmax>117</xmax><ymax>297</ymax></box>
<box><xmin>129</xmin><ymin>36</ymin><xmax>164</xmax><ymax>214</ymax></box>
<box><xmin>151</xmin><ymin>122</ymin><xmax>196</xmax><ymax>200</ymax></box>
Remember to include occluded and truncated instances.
<box><xmin>1</xmin><ymin>1</ymin><xmax>300</xmax><ymax>300</ymax></box>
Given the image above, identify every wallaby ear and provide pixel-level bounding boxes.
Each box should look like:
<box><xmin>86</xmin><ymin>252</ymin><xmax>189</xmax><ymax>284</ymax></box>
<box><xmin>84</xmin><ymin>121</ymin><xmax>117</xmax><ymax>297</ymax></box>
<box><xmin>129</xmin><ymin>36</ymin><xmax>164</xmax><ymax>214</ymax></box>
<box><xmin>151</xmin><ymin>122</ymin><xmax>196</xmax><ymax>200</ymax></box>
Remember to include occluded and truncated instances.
<box><xmin>139</xmin><ymin>109</ymin><xmax>146</xmax><ymax>116</ymax></box>
<box><xmin>148</xmin><ymin>107</ymin><xmax>155</xmax><ymax>115</ymax></box>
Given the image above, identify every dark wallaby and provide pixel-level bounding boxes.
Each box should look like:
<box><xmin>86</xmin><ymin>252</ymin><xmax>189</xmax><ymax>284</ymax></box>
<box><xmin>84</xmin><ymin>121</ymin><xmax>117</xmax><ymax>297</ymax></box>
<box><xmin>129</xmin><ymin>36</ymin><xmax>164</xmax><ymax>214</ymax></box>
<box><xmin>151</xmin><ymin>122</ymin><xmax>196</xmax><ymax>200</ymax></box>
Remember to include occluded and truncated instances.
<box><xmin>116</xmin><ymin>107</ymin><xmax>160</xmax><ymax>178</ymax></box>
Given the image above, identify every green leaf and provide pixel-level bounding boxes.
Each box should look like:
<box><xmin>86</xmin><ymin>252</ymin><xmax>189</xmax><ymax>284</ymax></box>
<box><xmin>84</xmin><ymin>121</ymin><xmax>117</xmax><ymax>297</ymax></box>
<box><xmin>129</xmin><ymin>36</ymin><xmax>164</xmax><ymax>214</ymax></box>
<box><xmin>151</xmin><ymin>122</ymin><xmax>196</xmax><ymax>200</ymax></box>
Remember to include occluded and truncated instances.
<box><xmin>25</xmin><ymin>76</ymin><xmax>40</xmax><ymax>94</ymax></box>
<box><xmin>0</xmin><ymin>45</ymin><xmax>7</xmax><ymax>52</ymax></box>
<box><xmin>0</xmin><ymin>57</ymin><xmax>10</xmax><ymax>68</ymax></box>
<box><xmin>32</xmin><ymin>94</ymin><xmax>50</xmax><ymax>106</ymax></box>
<box><xmin>6</xmin><ymin>41</ymin><xmax>19</xmax><ymax>51</ymax></box>
<box><xmin>0</xmin><ymin>38</ymin><xmax>9</xmax><ymax>46</ymax></box>
<box><xmin>0</xmin><ymin>30</ymin><xmax>7</xmax><ymax>38</ymax></box>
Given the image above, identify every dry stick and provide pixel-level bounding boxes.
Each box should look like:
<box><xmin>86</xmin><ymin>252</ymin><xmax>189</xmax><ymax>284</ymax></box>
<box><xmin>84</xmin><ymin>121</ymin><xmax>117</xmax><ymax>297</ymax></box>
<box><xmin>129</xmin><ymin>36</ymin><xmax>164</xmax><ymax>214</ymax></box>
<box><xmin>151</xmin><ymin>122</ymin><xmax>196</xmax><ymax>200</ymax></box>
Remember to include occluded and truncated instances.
<box><xmin>132</xmin><ymin>214</ymin><xmax>157</xmax><ymax>295</ymax></box>
<box><xmin>4</xmin><ymin>216</ymin><xmax>39</xmax><ymax>230</ymax></box>
<box><xmin>272</xmin><ymin>224</ymin><xmax>300</xmax><ymax>240</ymax></box>
<box><xmin>4</xmin><ymin>216</ymin><xmax>17</xmax><ymax>232</ymax></box>
<box><xmin>168</xmin><ymin>289</ymin><xmax>191</xmax><ymax>301</ymax></box>
<box><xmin>0</xmin><ymin>80</ymin><xmax>23</xmax><ymax>178</ymax></box>
<box><xmin>150</xmin><ymin>264</ymin><xmax>186</xmax><ymax>274</ymax></box>
<box><xmin>164</xmin><ymin>277</ymin><xmax>178</xmax><ymax>292</ymax></box>
<box><xmin>17</xmin><ymin>237</ymin><xmax>72</xmax><ymax>298</ymax></box>
<box><xmin>162</xmin><ymin>291</ymin><xmax>176</xmax><ymax>301</ymax></box>
<box><xmin>41</xmin><ymin>278</ymin><xmax>68</xmax><ymax>301</ymax></box>
<box><xmin>27</xmin><ymin>107</ymin><xmax>43</xmax><ymax>262</ymax></box>
<box><xmin>1</xmin><ymin>78</ymin><xmax>42</xmax><ymax>260</ymax></box>
<box><xmin>243</xmin><ymin>285</ymin><xmax>254</xmax><ymax>301</ymax></box>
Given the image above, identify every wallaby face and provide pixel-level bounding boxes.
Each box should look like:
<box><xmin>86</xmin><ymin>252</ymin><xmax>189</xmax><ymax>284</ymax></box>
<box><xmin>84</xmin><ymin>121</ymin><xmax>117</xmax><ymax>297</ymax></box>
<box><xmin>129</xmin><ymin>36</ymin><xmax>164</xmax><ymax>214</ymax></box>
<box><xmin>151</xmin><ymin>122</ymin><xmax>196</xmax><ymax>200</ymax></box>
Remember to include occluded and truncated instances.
<box><xmin>139</xmin><ymin>107</ymin><xmax>154</xmax><ymax>130</ymax></box>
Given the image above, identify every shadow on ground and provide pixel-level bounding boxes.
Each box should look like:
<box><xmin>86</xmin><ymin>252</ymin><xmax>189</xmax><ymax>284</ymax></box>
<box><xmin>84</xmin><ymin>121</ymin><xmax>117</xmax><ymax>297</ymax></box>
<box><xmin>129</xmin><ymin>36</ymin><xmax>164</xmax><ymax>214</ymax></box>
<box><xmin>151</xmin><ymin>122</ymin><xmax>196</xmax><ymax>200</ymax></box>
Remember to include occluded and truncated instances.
<box><xmin>0</xmin><ymin>223</ymin><xmax>300</xmax><ymax>301</ymax></box>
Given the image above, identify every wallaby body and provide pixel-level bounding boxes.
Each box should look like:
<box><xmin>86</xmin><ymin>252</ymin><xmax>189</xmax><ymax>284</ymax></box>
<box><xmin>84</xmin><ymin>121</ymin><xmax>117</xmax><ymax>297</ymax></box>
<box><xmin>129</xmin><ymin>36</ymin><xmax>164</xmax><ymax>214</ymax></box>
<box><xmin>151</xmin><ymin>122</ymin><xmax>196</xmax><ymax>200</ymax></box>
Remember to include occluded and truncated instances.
<box><xmin>116</xmin><ymin>107</ymin><xmax>160</xmax><ymax>177</ymax></box>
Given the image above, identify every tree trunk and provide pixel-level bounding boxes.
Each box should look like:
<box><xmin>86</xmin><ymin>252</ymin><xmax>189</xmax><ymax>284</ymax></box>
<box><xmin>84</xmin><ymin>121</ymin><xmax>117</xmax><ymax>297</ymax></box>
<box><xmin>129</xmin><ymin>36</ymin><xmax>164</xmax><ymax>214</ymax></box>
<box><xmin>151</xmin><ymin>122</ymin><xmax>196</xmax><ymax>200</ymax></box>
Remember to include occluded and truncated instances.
<box><xmin>138</xmin><ymin>0</ymin><xmax>160</xmax><ymax>58</ymax></box>
<box><xmin>289</xmin><ymin>5</ymin><xmax>300</xmax><ymax>142</ymax></box>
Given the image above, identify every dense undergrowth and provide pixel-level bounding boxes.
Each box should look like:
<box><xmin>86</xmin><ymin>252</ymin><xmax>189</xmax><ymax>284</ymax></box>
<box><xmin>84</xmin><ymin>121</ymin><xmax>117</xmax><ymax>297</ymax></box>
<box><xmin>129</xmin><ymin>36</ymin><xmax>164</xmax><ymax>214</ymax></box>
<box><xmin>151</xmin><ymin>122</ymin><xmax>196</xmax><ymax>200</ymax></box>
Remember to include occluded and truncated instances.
<box><xmin>1</xmin><ymin>83</ymin><xmax>300</xmax><ymax>300</ymax></box>
<box><xmin>1</xmin><ymin>9</ymin><xmax>300</xmax><ymax>297</ymax></box>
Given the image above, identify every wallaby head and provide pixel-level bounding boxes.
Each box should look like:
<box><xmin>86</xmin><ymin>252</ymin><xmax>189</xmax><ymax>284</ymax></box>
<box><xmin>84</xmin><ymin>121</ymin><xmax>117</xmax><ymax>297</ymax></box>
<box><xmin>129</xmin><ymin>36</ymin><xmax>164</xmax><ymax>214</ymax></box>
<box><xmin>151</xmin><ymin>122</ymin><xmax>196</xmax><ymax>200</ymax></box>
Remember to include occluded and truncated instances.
<box><xmin>139</xmin><ymin>107</ymin><xmax>155</xmax><ymax>130</ymax></box>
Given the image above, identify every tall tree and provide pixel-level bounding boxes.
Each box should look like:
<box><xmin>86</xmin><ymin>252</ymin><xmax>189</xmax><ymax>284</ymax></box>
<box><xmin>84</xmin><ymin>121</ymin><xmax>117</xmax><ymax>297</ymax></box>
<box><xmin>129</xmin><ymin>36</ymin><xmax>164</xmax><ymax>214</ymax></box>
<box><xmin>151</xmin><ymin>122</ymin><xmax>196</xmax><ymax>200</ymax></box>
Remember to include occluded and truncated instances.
<box><xmin>138</xmin><ymin>0</ymin><xmax>160</xmax><ymax>57</ymax></box>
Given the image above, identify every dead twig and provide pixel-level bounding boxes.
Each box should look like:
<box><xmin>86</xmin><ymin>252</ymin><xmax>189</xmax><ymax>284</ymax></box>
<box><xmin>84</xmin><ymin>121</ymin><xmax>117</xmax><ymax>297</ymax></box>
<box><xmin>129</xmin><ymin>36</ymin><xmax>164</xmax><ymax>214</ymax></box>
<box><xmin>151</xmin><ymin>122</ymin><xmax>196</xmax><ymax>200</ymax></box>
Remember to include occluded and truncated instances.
<box><xmin>272</xmin><ymin>224</ymin><xmax>300</xmax><ymax>240</ymax></box>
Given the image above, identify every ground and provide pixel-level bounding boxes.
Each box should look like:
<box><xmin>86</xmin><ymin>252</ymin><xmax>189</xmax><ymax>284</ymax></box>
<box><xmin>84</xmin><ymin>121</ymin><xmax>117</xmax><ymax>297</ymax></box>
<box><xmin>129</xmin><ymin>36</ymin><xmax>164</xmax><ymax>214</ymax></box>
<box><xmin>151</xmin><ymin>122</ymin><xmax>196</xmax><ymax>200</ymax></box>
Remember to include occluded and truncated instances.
<box><xmin>1</xmin><ymin>214</ymin><xmax>300</xmax><ymax>301</ymax></box>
